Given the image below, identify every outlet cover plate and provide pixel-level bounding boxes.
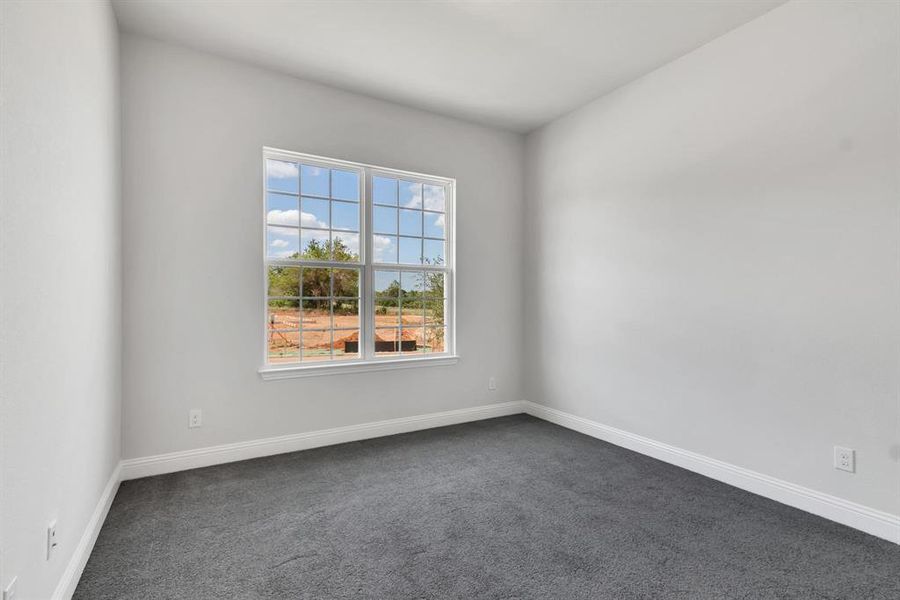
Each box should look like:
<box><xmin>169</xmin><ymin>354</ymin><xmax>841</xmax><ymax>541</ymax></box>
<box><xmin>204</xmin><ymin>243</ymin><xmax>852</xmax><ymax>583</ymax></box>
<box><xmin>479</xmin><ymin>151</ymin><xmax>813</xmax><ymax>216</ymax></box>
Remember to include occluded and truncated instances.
<box><xmin>834</xmin><ymin>446</ymin><xmax>855</xmax><ymax>473</ymax></box>
<box><xmin>46</xmin><ymin>520</ymin><xmax>58</xmax><ymax>560</ymax></box>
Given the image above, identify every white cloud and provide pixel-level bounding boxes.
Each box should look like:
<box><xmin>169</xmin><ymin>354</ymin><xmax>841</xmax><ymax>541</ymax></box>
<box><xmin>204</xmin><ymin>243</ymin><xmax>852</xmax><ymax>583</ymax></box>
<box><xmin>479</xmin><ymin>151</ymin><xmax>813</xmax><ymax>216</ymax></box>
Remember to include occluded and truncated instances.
<box><xmin>373</xmin><ymin>235</ymin><xmax>395</xmax><ymax>262</ymax></box>
<box><xmin>301</xmin><ymin>211</ymin><xmax>327</xmax><ymax>229</ymax></box>
<box><xmin>303</xmin><ymin>229</ymin><xmax>329</xmax><ymax>242</ymax></box>
<box><xmin>402</xmin><ymin>182</ymin><xmax>422</xmax><ymax>209</ymax></box>
<box><xmin>334</xmin><ymin>232</ymin><xmax>359</xmax><ymax>255</ymax></box>
<box><xmin>267</xmin><ymin>160</ymin><xmax>298</xmax><ymax>179</ymax></box>
<box><xmin>267</xmin><ymin>227</ymin><xmax>297</xmax><ymax>258</ymax></box>
<box><xmin>423</xmin><ymin>212</ymin><xmax>445</xmax><ymax>236</ymax></box>
<box><xmin>423</xmin><ymin>185</ymin><xmax>445</xmax><ymax>211</ymax></box>
<box><xmin>268</xmin><ymin>225</ymin><xmax>296</xmax><ymax>236</ymax></box>
<box><xmin>267</xmin><ymin>209</ymin><xmax>327</xmax><ymax>229</ymax></box>
<box><xmin>268</xmin><ymin>209</ymin><xmax>299</xmax><ymax>226</ymax></box>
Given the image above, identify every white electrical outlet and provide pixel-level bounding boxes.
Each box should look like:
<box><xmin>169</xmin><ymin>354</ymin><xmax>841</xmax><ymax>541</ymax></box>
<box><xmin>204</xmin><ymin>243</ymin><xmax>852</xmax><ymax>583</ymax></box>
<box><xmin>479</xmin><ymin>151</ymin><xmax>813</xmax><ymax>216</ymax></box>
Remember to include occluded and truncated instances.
<box><xmin>488</xmin><ymin>377</ymin><xmax>497</xmax><ymax>391</ymax></box>
<box><xmin>189</xmin><ymin>409</ymin><xmax>202</xmax><ymax>429</ymax></box>
<box><xmin>834</xmin><ymin>446</ymin><xmax>855</xmax><ymax>473</ymax></box>
<box><xmin>3</xmin><ymin>576</ymin><xmax>18</xmax><ymax>600</ymax></box>
<box><xmin>46</xmin><ymin>520</ymin><xmax>58</xmax><ymax>560</ymax></box>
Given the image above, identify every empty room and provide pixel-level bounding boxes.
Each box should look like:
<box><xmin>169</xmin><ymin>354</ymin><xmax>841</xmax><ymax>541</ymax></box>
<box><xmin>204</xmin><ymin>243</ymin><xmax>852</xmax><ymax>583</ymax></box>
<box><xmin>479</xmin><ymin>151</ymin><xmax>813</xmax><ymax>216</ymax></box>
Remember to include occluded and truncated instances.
<box><xmin>2</xmin><ymin>0</ymin><xmax>899</xmax><ymax>598</ymax></box>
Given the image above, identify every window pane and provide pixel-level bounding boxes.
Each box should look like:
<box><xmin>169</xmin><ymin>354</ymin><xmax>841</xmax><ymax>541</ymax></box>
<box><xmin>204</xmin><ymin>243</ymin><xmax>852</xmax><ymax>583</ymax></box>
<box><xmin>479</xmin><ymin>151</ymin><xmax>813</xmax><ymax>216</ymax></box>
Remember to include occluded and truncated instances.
<box><xmin>332</xmin><ymin>201</ymin><xmax>359</xmax><ymax>231</ymax></box>
<box><xmin>266</xmin><ymin>153</ymin><xmax>451</xmax><ymax>365</ymax></box>
<box><xmin>267</xmin><ymin>192</ymin><xmax>298</xmax><ymax>226</ymax></box>
<box><xmin>400</xmin><ymin>271</ymin><xmax>424</xmax><ymax>296</ymax></box>
<box><xmin>424</xmin><ymin>212</ymin><xmax>445</xmax><ymax>239</ymax></box>
<box><xmin>401</xmin><ymin>327</ymin><xmax>425</xmax><ymax>354</ymax></box>
<box><xmin>399</xmin><ymin>209</ymin><xmax>422</xmax><ymax>237</ymax></box>
<box><xmin>374</xmin><ymin>270</ymin><xmax>400</xmax><ymax>298</ymax></box>
<box><xmin>267</xmin><ymin>226</ymin><xmax>299</xmax><ymax>259</ymax></box>
<box><xmin>333</xmin><ymin>329</ymin><xmax>360</xmax><ymax>360</ymax></box>
<box><xmin>425</xmin><ymin>326</ymin><xmax>445</xmax><ymax>353</ymax></box>
<box><xmin>331</xmin><ymin>169</ymin><xmax>359</xmax><ymax>201</ymax></box>
<box><xmin>268</xmin><ymin>266</ymin><xmax>300</xmax><ymax>297</ymax></box>
<box><xmin>332</xmin><ymin>232</ymin><xmax>359</xmax><ymax>262</ymax></box>
<box><xmin>267</xmin><ymin>300</ymin><xmax>299</xmax><ymax>329</ymax></box>
<box><xmin>374</xmin><ymin>328</ymin><xmax>400</xmax><ymax>355</ymax></box>
<box><xmin>425</xmin><ymin>298</ymin><xmax>445</xmax><ymax>325</ymax></box>
<box><xmin>373</xmin><ymin>206</ymin><xmax>397</xmax><ymax>234</ymax></box>
<box><xmin>302</xmin><ymin>330</ymin><xmax>331</xmax><ymax>361</ymax></box>
<box><xmin>424</xmin><ymin>271</ymin><xmax>445</xmax><ymax>298</ymax></box>
<box><xmin>302</xmin><ymin>298</ymin><xmax>331</xmax><ymax>329</ymax></box>
<box><xmin>266</xmin><ymin>159</ymin><xmax>299</xmax><ymax>193</ymax></box>
<box><xmin>333</xmin><ymin>268</ymin><xmax>359</xmax><ymax>297</ymax></box>
<box><xmin>375</xmin><ymin>299</ymin><xmax>399</xmax><ymax>328</ymax></box>
<box><xmin>333</xmin><ymin>299</ymin><xmax>359</xmax><ymax>329</ymax></box>
<box><xmin>301</xmin><ymin>164</ymin><xmax>329</xmax><ymax>197</ymax></box>
<box><xmin>300</xmin><ymin>197</ymin><xmax>329</xmax><ymax>229</ymax></box>
<box><xmin>301</xmin><ymin>268</ymin><xmax>330</xmax><ymax>297</ymax></box>
<box><xmin>423</xmin><ymin>238</ymin><xmax>444</xmax><ymax>265</ymax></box>
<box><xmin>401</xmin><ymin>297</ymin><xmax>424</xmax><ymax>327</ymax></box>
<box><xmin>300</xmin><ymin>228</ymin><xmax>330</xmax><ymax>259</ymax></box>
<box><xmin>399</xmin><ymin>237</ymin><xmax>422</xmax><ymax>264</ymax></box>
<box><xmin>373</xmin><ymin>176</ymin><xmax>398</xmax><ymax>205</ymax></box>
<box><xmin>374</xmin><ymin>235</ymin><xmax>398</xmax><ymax>263</ymax></box>
<box><xmin>268</xmin><ymin>330</ymin><xmax>299</xmax><ymax>363</ymax></box>
<box><xmin>423</xmin><ymin>184</ymin><xmax>445</xmax><ymax>211</ymax></box>
<box><xmin>399</xmin><ymin>180</ymin><xmax>422</xmax><ymax>209</ymax></box>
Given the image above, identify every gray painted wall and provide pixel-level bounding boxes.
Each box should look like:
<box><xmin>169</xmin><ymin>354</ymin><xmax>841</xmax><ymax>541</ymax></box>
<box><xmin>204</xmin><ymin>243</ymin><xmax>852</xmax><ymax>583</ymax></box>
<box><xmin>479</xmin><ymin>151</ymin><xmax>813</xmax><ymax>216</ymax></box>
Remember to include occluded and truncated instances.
<box><xmin>524</xmin><ymin>0</ymin><xmax>900</xmax><ymax>515</ymax></box>
<box><xmin>0</xmin><ymin>2</ymin><xmax>122</xmax><ymax>597</ymax></box>
<box><xmin>120</xmin><ymin>35</ymin><xmax>524</xmax><ymax>460</ymax></box>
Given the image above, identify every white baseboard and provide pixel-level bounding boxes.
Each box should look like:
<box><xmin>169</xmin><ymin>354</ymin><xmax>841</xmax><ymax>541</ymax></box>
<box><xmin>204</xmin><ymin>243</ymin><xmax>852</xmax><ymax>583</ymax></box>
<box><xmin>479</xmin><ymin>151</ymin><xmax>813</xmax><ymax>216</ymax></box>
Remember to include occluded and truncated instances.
<box><xmin>522</xmin><ymin>401</ymin><xmax>900</xmax><ymax>544</ymax></box>
<box><xmin>51</xmin><ymin>462</ymin><xmax>121</xmax><ymax>600</ymax></box>
<box><xmin>120</xmin><ymin>401</ymin><xmax>525</xmax><ymax>480</ymax></box>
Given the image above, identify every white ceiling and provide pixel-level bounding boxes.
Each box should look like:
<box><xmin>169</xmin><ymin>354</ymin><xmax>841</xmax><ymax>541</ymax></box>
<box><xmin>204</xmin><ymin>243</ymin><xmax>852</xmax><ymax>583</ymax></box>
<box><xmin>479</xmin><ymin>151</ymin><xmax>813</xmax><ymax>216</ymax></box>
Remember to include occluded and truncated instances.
<box><xmin>112</xmin><ymin>0</ymin><xmax>784</xmax><ymax>133</ymax></box>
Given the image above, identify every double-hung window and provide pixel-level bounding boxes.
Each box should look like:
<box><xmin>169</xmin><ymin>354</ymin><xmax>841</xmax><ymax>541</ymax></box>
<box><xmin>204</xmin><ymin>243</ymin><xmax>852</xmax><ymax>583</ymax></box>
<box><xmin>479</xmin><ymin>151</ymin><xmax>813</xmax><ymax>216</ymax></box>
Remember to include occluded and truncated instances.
<box><xmin>261</xmin><ymin>148</ymin><xmax>455</xmax><ymax>377</ymax></box>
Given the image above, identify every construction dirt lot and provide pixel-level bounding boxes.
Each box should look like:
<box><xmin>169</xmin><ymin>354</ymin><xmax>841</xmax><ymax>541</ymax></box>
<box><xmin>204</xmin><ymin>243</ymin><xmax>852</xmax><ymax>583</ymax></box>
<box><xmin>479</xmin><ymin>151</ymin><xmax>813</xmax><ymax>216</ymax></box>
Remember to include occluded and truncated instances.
<box><xmin>267</xmin><ymin>308</ymin><xmax>444</xmax><ymax>362</ymax></box>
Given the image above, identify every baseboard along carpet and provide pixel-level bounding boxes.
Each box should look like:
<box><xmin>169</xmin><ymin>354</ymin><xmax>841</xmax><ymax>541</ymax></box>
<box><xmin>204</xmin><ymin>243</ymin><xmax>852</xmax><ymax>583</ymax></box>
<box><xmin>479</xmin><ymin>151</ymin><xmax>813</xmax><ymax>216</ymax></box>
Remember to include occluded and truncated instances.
<box><xmin>74</xmin><ymin>415</ymin><xmax>899</xmax><ymax>599</ymax></box>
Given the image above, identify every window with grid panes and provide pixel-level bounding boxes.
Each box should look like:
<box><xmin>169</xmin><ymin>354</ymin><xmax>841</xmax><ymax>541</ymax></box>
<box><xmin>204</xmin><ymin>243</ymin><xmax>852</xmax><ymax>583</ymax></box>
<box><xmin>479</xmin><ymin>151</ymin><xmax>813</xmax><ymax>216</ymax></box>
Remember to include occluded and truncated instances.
<box><xmin>263</xmin><ymin>149</ymin><xmax>453</xmax><ymax>369</ymax></box>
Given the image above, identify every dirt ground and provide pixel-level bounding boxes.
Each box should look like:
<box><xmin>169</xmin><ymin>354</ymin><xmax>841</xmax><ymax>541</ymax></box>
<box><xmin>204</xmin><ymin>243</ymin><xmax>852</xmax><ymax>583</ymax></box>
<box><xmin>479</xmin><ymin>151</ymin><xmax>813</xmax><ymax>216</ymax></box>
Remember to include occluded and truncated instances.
<box><xmin>267</xmin><ymin>308</ymin><xmax>444</xmax><ymax>362</ymax></box>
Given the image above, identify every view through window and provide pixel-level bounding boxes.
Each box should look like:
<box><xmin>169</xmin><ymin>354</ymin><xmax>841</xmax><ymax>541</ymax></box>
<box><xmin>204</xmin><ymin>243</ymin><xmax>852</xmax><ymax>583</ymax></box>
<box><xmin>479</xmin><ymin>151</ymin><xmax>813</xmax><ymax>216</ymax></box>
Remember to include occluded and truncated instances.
<box><xmin>264</xmin><ymin>150</ymin><xmax>453</xmax><ymax>366</ymax></box>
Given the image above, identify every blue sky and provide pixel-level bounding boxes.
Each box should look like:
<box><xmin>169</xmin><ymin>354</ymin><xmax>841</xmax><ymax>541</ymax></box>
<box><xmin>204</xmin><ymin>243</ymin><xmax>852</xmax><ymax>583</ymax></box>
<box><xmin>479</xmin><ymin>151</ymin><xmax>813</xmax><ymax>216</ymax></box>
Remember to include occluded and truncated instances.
<box><xmin>266</xmin><ymin>160</ymin><xmax>445</xmax><ymax>264</ymax></box>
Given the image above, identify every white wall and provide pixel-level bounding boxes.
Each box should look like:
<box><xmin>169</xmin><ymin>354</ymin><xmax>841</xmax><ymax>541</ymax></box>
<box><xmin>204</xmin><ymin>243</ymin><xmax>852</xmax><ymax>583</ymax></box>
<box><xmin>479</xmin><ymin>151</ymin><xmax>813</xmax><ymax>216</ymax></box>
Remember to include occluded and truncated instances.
<box><xmin>120</xmin><ymin>35</ymin><xmax>524</xmax><ymax>460</ymax></box>
<box><xmin>0</xmin><ymin>1</ymin><xmax>122</xmax><ymax>598</ymax></box>
<box><xmin>524</xmin><ymin>0</ymin><xmax>900</xmax><ymax>516</ymax></box>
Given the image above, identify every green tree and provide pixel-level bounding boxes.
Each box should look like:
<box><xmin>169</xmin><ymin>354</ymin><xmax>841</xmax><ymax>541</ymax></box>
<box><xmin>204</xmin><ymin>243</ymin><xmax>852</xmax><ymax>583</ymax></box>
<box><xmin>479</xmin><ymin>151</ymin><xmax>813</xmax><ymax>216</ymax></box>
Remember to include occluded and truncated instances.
<box><xmin>299</xmin><ymin>237</ymin><xmax>359</xmax><ymax>263</ymax></box>
<box><xmin>423</xmin><ymin>258</ymin><xmax>445</xmax><ymax>349</ymax></box>
<box><xmin>267</xmin><ymin>266</ymin><xmax>300</xmax><ymax>307</ymax></box>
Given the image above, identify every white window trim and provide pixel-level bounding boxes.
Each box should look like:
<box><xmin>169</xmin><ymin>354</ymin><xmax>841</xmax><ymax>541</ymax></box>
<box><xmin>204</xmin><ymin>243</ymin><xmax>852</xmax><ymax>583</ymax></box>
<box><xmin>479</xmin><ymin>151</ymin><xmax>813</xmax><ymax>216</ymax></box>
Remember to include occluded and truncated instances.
<box><xmin>259</xmin><ymin>147</ymin><xmax>457</xmax><ymax>379</ymax></box>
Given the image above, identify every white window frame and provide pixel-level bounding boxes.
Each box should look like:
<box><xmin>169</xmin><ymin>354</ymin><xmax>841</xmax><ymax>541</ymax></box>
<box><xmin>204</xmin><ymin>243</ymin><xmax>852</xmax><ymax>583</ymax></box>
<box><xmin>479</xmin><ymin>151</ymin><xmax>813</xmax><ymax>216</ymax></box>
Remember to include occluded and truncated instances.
<box><xmin>259</xmin><ymin>147</ymin><xmax>457</xmax><ymax>379</ymax></box>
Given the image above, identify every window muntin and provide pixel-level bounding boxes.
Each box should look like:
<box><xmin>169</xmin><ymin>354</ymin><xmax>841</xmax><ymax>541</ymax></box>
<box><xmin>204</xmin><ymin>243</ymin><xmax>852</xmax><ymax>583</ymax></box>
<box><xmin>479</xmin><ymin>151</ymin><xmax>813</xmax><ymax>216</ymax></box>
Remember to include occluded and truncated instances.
<box><xmin>264</xmin><ymin>150</ymin><xmax>453</xmax><ymax>368</ymax></box>
<box><xmin>371</xmin><ymin>270</ymin><xmax>446</xmax><ymax>357</ymax></box>
<box><xmin>369</xmin><ymin>174</ymin><xmax>446</xmax><ymax>267</ymax></box>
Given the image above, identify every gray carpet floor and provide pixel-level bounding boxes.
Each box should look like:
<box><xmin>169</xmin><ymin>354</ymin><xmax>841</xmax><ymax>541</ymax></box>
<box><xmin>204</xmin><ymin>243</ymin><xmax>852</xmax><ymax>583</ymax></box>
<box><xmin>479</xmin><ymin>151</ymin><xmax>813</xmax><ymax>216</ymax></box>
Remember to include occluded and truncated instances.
<box><xmin>74</xmin><ymin>415</ymin><xmax>899</xmax><ymax>599</ymax></box>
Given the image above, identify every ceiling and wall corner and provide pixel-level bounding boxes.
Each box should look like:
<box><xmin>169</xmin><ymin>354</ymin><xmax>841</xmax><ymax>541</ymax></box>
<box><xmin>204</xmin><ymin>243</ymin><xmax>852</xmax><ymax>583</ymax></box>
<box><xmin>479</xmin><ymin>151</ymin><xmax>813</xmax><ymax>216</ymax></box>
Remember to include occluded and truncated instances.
<box><xmin>110</xmin><ymin>0</ymin><xmax>785</xmax><ymax>133</ymax></box>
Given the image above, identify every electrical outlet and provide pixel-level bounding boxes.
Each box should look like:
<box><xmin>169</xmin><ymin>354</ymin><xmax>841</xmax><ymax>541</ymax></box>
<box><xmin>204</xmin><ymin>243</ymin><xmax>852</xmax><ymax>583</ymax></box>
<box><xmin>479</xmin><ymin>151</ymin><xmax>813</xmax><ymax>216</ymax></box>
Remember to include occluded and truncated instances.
<box><xmin>46</xmin><ymin>520</ymin><xmax>58</xmax><ymax>560</ymax></box>
<box><xmin>488</xmin><ymin>377</ymin><xmax>497</xmax><ymax>391</ymax></box>
<box><xmin>834</xmin><ymin>446</ymin><xmax>855</xmax><ymax>473</ymax></box>
<box><xmin>3</xmin><ymin>576</ymin><xmax>18</xmax><ymax>600</ymax></box>
<box><xmin>189</xmin><ymin>409</ymin><xmax>202</xmax><ymax>429</ymax></box>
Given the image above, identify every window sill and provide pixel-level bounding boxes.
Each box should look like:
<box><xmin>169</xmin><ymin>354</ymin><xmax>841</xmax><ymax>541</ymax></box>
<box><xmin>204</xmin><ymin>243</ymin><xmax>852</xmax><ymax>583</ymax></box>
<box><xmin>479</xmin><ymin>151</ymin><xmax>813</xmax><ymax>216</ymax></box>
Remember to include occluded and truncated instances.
<box><xmin>258</xmin><ymin>355</ymin><xmax>459</xmax><ymax>380</ymax></box>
